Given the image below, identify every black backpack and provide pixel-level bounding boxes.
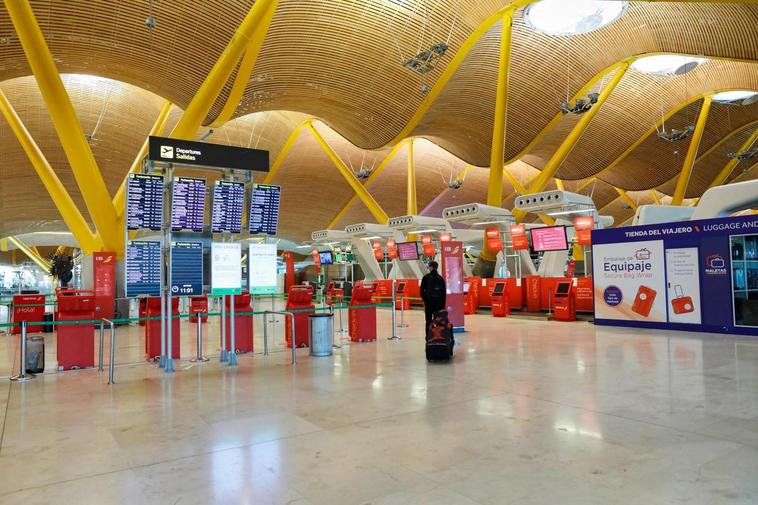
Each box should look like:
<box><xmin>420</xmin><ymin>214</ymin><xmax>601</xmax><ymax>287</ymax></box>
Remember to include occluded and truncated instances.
<box><xmin>426</xmin><ymin>273</ymin><xmax>445</xmax><ymax>302</ymax></box>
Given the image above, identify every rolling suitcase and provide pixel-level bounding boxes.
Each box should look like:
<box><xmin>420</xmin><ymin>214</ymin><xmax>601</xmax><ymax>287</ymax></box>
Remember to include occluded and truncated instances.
<box><xmin>425</xmin><ymin>311</ymin><xmax>453</xmax><ymax>361</ymax></box>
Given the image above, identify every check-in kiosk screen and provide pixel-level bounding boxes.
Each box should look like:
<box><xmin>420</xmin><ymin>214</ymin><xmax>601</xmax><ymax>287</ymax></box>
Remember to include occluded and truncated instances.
<box><xmin>493</xmin><ymin>283</ymin><xmax>505</xmax><ymax>295</ymax></box>
<box><xmin>555</xmin><ymin>282</ymin><xmax>571</xmax><ymax>296</ymax></box>
<box><xmin>397</xmin><ymin>242</ymin><xmax>419</xmax><ymax>261</ymax></box>
<box><xmin>396</xmin><ymin>282</ymin><xmax>406</xmax><ymax>294</ymax></box>
<box><xmin>530</xmin><ymin>226</ymin><xmax>568</xmax><ymax>252</ymax></box>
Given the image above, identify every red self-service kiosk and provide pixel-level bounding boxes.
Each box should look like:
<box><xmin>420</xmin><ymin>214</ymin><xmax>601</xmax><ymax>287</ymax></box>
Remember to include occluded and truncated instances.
<box><xmin>189</xmin><ymin>295</ymin><xmax>208</xmax><ymax>323</ymax></box>
<box><xmin>552</xmin><ymin>281</ymin><xmax>576</xmax><ymax>322</ymax></box>
<box><xmin>395</xmin><ymin>281</ymin><xmax>410</xmax><ymax>310</ymax></box>
<box><xmin>56</xmin><ymin>294</ymin><xmax>95</xmax><ymax>370</ymax></box>
<box><xmin>491</xmin><ymin>281</ymin><xmax>510</xmax><ymax>317</ymax></box>
<box><xmin>286</xmin><ymin>285</ymin><xmax>314</xmax><ymax>348</ymax></box>
<box><xmin>221</xmin><ymin>292</ymin><xmax>254</xmax><ymax>353</ymax></box>
<box><xmin>463</xmin><ymin>276</ymin><xmax>481</xmax><ymax>314</ymax></box>
<box><xmin>325</xmin><ymin>281</ymin><xmax>345</xmax><ymax>306</ymax></box>
<box><xmin>349</xmin><ymin>286</ymin><xmax>376</xmax><ymax>342</ymax></box>
<box><xmin>138</xmin><ymin>297</ymin><xmax>148</xmax><ymax>326</ymax></box>
<box><xmin>145</xmin><ymin>296</ymin><xmax>180</xmax><ymax>360</ymax></box>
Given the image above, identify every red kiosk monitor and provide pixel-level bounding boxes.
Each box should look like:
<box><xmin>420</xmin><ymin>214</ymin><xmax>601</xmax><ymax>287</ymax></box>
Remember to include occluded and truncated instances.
<box><xmin>552</xmin><ymin>281</ymin><xmax>576</xmax><ymax>321</ymax></box>
<box><xmin>554</xmin><ymin>281</ymin><xmax>571</xmax><ymax>297</ymax></box>
<box><xmin>396</xmin><ymin>282</ymin><xmax>406</xmax><ymax>294</ymax></box>
<box><xmin>491</xmin><ymin>281</ymin><xmax>509</xmax><ymax>317</ymax></box>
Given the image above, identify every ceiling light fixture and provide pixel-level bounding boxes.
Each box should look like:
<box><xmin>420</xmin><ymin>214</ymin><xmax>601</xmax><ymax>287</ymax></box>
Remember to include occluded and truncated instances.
<box><xmin>524</xmin><ymin>0</ymin><xmax>628</xmax><ymax>36</ymax></box>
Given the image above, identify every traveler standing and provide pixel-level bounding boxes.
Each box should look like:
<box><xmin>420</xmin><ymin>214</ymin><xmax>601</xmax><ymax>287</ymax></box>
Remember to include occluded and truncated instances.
<box><xmin>420</xmin><ymin>261</ymin><xmax>446</xmax><ymax>329</ymax></box>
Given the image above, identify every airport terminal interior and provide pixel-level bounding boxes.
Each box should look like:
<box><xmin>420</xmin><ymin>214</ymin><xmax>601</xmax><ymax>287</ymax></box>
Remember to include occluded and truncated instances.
<box><xmin>0</xmin><ymin>0</ymin><xmax>757</xmax><ymax>503</ymax></box>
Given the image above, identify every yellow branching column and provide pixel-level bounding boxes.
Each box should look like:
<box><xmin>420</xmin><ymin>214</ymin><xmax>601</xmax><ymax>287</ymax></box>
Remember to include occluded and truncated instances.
<box><xmin>0</xmin><ymin>89</ymin><xmax>100</xmax><ymax>254</ymax></box>
<box><xmin>705</xmin><ymin>126</ymin><xmax>758</xmax><ymax>191</ymax></box>
<box><xmin>407</xmin><ymin>139</ymin><xmax>417</xmax><ymax>215</ymax></box>
<box><xmin>5</xmin><ymin>0</ymin><xmax>122</xmax><ymax>251</ymax></box>
<box><xmin>487</xmin><ymin>12</ymin><xmax>513</xmax><ymax>207</ymax></box>
<box><xmin>672</xmin><ymin>95</ymin><xmax>713</xmax><ymax>205</ymax></box>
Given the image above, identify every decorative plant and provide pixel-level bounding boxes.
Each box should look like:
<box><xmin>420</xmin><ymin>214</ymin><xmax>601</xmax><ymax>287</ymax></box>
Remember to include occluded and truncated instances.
<box><xmin>48</xmin><ymin>252</ymin><xmax>74</xmax><ymax>287</ymax></box>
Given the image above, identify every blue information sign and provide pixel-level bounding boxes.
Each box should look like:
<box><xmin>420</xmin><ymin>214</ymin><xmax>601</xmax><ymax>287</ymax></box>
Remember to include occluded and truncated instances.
<box><xmin>249</xmin><ymin>183</ymin><xmax>280</xmax><ymax>235</ymax></box>
<box><xmin>125</xmin><ymin>241</ymin><xmax>162</xmax><ymax>297</ymax></box>
<box><xmin>171</xmin><ymin>241</ymin><xmax>203</xmax><ymax>296</ymax></box>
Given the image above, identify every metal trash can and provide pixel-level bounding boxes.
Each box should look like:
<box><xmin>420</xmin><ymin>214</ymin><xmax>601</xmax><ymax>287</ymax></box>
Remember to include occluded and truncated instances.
<box><xmin>308</xmin><ymin>313</ymin><xmax>334</xmax><ymax>357</ymax></box>
<box><xmin>26</xmin><ymin>336</ymin><xmax>45</xmax><ymax>374</ymax></box>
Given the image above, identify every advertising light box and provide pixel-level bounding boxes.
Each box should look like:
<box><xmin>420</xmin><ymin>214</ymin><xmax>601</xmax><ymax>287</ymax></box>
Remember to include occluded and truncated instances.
<box><xmin>592</xmin><ymin>215</ymin><xmax>758</xmax><ymax>336</ymax></box>
<box><xmin>211</xmin><ymin>242</ymin><xmax>241</xmax><ymax>295</ymax></box>
<box><xmin>248</xmin><ymin>243</ymin><xmax>277</xmax><ymax>295</ymax></box>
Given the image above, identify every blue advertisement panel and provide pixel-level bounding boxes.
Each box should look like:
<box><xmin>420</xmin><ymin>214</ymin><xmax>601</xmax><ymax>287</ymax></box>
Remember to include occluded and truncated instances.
<box><xmin>592</xmin><ymin>215</ymin><xmax>758</xmax><ymax>336</ymax></box>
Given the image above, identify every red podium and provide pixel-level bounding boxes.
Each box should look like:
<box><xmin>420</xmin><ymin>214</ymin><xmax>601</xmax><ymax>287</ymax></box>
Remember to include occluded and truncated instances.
<box><xmin>222</xmin><ymin>292</ymin><xmax>253</xmax><ymax>353</ymax></box>
<box><xmin>285</xmin><ymin>285</ymin><xmax>314</xmax><ymax>348</ymax></box>
<box><xmin>138</xmin><ymin>297</ymin><xmax>148</xmax><ymax>326</ymax></box>
<box><xmin>463</xmin><ymin>276</ymin><xmax>481</xmax><ymax>314</ymax></box>
<box><xmin>552</xmin><ymin>281</ymin><xmax>576</xmax><ymax>321</ymax></box>
<box><xmin>145</xmin><ymin>297</ymin><xmax>180</xmax><ymax>360</ymax></box>
<box><xmin>525</xmin><ymin>275</ymin><xmax>542</xmax><ymax>312</ymax></box>
<box><xmin>491</xmin><ymin>281</ymin><xmax>510</xmax><ymax>317</ymax></box>
<box><xmin>189</xmin><ymin>295</ymin><xmax>208</xmax><ymax>323</ymax></box>
<box><xmin>325</xmin><ymin>281</ymin><xmax>344</xmax><ymax>306</ymax></box>
<box><xmin>395</xmin><ymin>281</ymin><xmax>410</xmax><ymax>310</ymax></box>
<box><xmin>56</xmin><ymin>294</ymin><xmax>95</xmax><ymax>370</ymax></box>
<box><xmin>349</xmin><ymin>286</ymin><xmax>376</xmax><ymax>342</ymax></box>
<box><xmin>12</xmin><ymin>294</ymin><xmax>45</xmax><ymax>334</ymax></box>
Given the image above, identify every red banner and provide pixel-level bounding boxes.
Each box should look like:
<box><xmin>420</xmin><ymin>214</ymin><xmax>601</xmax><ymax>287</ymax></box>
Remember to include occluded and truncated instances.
<box><xmin>421</xmin><ymin>235</ymin><xmax>433</xmax><ymax>245</ymax></box>
<box><xmin>374</xmin><ymin>248</ymin><xmax>385</xmax><ymax>260</ymax></box>
<box><xmin>422</xmin><ymin>243</ymin><xmax>436</xmax><ymax>257</ymax></box>
<box><xmin>573</xmin><ymin>216</ymin><xmax>595</xmax><ymax>231</ymax></box>
<box><xmin>440</xmin><ymin>232</ymin><xmax>452</xmax><ymax>242</ymax></box>
<box><xmin>512</xmin><ymin>235</ymin><xmax>529</xmax><ymax>250</ymax></box>
<box><xmin>387</xmin><ymin>247</ymin><xmax>398</xmax><ymax>260</ymax></box>
<box><xmin>576</xmin><ymin>229</ymin><xmax>592</xmax><ymax>246</ymax></box>
<box><xmin>386</xmin><ymin>239</ymin><xmax>395</xmax><ymax>248</ymax></box>
<box><xmin>312</xmin><ymin>249</ymin><xmax>320</xmax><ymax>266</ymax></box>
<box><xmin>92</xmin><ymin>252</ymin><xmax>115</xmax><ymax>319</ymax></box>
<box><xmin>510</xmin><ymin>224</ymin><xmax>526</xmax><ymax>236</ymax></box>
<box><xmin>485</xmin><ymin>227</ymin><xmax>503</xmax><ymax>252</ymax></box>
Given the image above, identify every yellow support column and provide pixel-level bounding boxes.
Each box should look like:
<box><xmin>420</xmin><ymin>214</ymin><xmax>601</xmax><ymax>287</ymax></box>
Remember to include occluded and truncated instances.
<box><xmin>705</xmin><ymin>126</ymin><xmax>758</xmax><ymax>191</ymax></box>
<box><xmin>170</xmin><ymin>0</ymin><xmax>279</xmax><ymax>138</ymax></box>
<box><xmin>650</xmin><ymin>189</ymin><xmax>661</xmax><ymax>205</ymax></box>
<box><xmin>306</xmin><ymin>122</ymin><xmax>389</xmax><ymax>224</ymax></box>
<box><xmin>8</xmin><ymin>237</ymin><xmax>51</xmax><ymax>272</ymax></box>
<box><xmin>672</xmin><ymin>95</ymin><xmax>713</xmax><ymax>205</ymax></box>
<box><xmin>0</xmin><ymin>89</ymin><xmax>100</xmax><ymax>253</ymax></box>
<box><xmin>514</xmin><ymin>62</ymin><xmax>629</xmax><ymax>222</ymax></box>
<box><xmin>263</xmin><ymin>121</ymin><xmax>309</xmax><ymax>184</ymax></box>
<box><xmin>554</xmin><ymin>179</ymin><xmax>565</xmax><ymax>191</ymax></box>
<box><xmin>614</xmin><ymin>187</ymin><xmax>638</xmax><ymax>211</ymax></box>
<box><xmin>487</xmin><ymin>12</ymin><xmax>513</xmax><ymax>207</ymax></box>
<box><xmin>5</xmin><ymin>0</ymin><xmax>120</xmax><ymax>250</ymax></box>
<box><xmin>407</xmin><ymin>139</ymin><xmax>417</xmax><ymax>215</ymax></box>
<box><xmin>113</xmin><ymin>101</ymin><xmax>173</xmax><ymax>215</ymax></box>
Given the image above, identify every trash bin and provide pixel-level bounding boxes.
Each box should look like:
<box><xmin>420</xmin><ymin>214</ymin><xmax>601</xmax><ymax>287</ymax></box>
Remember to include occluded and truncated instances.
<box><xmin>308</xmin><ymin>313</ymin><xmax>334</xmax><ymax>357</ymax></box>
<box><xmin>43</xmin><ymin>312</ymin><xmax>54</xmax><ymax>333</ymax></box>
<box><xmin>26</xmin><ymin>336</ymin><xmax>45</xmax><ymax>374</ymax></box>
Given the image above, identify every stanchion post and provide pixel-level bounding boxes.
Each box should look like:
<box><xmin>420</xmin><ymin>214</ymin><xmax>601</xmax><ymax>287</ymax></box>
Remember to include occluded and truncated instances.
<box><xmin>388</xmin><ymin>280</ymin><xmax>400</xmax><ymax>340</ymax></box>
<box><xmin>397</xmin><ymin>293</ymin><xmax>408</xmax><ymax>328</ymax></box>
<box><xmin>290</xmin><ymin>313</ymin><xmax>296</xmax><ymax>365</ymax></box>
<box><xmin>220</xmin><ymin>295</ymin><xmax>228</xmax><ymax>362</ymax></box>
<box><xmin>190</xmin><ymin>311</ymin><xmax>209</xmax><ymax>363</ymax></box>
<box><xmin>10</xmin><ymin>321</ymin><xmax>34</xmax><ymax>382</ymax></box>
<box><xmin>263</xmin><ymin>310</ymin><xmax>269</xmax><ymax>356</ymax></box>
<box><xmin>107</xmin><ymin>320</ymin><xmax>116</xmax><ymax>384</ymax></box>
<box><xmin>229</xmin><ymin>296</ymin><xmax>238</xmax><ymax>366</ymax></box>
<box><xmin>98</xmin><ymin>319</ymin><xmax>105</xmax><ymax>371</ymax></box>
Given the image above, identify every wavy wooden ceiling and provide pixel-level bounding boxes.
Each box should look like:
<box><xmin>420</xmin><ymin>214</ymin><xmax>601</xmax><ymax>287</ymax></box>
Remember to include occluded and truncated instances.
<box><xmin>0</xmin><ymin>1</ymin><xmax>757</xmax><ymax>244</ymax></box>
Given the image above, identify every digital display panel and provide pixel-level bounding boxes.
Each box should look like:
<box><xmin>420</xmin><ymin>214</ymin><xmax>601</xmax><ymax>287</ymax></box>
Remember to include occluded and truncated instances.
<box><xmin>530</xmin><ymin>226</ymin><xmax>569</xmax><ymax>252</ymax></box>
<box><xmin>249</xmin><ymin>183</ymin><xmax>280</xmax><ymax>235</ymax></box>
<box><xmin>493</xmin><ymin>283</ymin><xmax>505</xmax><ymax>295</ymax></box>
<box><xmin>319</xmin><ymin>251</ymin><xmax>333</xmax><ymax>265</ymax></box>
<box><xmin>171</xmin><ymin>176</ymin><xmax>206</xmax><ymax>232</ymax></box>
<box><xmin>171</xmin><ymin>242</ymin><xmax>203</xmax><ymax>296</ymax></box>
<box><xmin>211</xmin><ymin>180</ymin><xmax>245</xmax><ymax>234</ymax></box>
<box><xmin>397</xmin><ymin>242</ymin><xmax>419</xmax><ymax>261</ymax></box>
<box><xmin>125</xmin><ymin>241</ymin><xmax>161</xmax><ymax>297</ymax></box>
<box><xmin>555</xmin><ymin>282</ymin><xmax>571</xmax><ymax>296</ymax></box>
<box><xmin>126</xmin><ymin>173</ymin><xmax>164</xmax><ymax>230</ymax></box>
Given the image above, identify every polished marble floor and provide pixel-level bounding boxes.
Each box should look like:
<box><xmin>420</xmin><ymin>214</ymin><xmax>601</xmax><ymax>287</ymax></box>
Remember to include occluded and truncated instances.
<box><xmin>0</xmin><ymin>305</ymin><xmax>757</xmax><ymax>504</ymax></box>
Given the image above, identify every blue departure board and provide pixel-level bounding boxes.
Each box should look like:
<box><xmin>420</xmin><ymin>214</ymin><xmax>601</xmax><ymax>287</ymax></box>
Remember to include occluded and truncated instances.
<box><xmin>171</xmin><ymin>177</ymin><xmax>206</xmax><ymax>232</ymax></box>
<box><xmin>249</xmin><ymin>184</ymin><xmax>280</xmax><ymax>235</ymax></box>
<box><xmin>125</xmin><ymin>241</ymin><xmax>162</xmax><ymax>297</ymax></box>
<box><xmin>171</xmin><ymin>242</ymin><xmax>203</xmax><ymax>296</ymax></box>
<box><xmin>126</xmin><ymin>173</ymin><xmax>164</xmax><ymax>230</ymax></box>
<box><xmin>211</xmin><ymin>181</ymin><xmax>245</xmax><ymax>234</ymax></box>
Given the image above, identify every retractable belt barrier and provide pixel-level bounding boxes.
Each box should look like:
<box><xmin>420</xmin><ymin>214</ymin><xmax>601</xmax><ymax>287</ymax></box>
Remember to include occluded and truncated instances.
<box><xmin>0</xmin><ymin>298</ymin><xmax>393</xmax><ymax>385</ymax></box>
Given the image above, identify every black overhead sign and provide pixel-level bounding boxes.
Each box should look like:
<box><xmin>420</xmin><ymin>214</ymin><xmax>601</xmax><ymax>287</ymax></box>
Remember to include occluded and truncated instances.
<box><xmin>148</xmin><ymin>136</ymin><xmax>269</xmax><ymax>172</ymax></box>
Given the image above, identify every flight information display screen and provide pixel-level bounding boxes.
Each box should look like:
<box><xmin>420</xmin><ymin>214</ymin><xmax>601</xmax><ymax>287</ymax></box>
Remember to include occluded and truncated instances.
<box><xmin>171</xmin><ymin>177</ymin><xmax>206</xmax><ymax>232</ymax></box>
<box><xmin>125</xmin><ymin>241</ymin><xmax>162</xmax><ymax>297</ymax></box>
<box><xmin>249</xmin><ymin>183</ymin><xmax>280</xmax><ymax>235</ymax></box>
<box><xmin>211</xmin><ymin>181</ymin><xmax>245</xmax><ymax>234</ymax></box>
<box><xmin>171</xmin><ymin>241</ymin><xmax>203</xmax><ymax>296</ymax></box>
<box><xmin>126</xmin><ymin>173</ymin><xmax>164</xmax><ymax>230</ymax></box>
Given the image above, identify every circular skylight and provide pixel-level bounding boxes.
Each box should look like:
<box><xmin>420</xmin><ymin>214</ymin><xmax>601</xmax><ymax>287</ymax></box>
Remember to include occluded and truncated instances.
<box><xmin>713</xmin><ymin>90</ymin><xmax>758</xmax><ymax>103</ymax></box>
<box><xmin>524</xmin><ymin>0</ymin><xmax>629</xmax><ymax>36</ymax></box>
<box><xmin>630</xmin><ymin>55</ymin><xmax>708</xmax><ymax>76</ymax></box>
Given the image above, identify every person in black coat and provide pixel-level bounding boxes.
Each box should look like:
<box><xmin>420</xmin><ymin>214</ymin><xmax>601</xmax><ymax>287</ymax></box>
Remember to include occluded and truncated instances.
<box><xmin>420</xmin><ymin>261</ymin><xmax>446</xmax><ymax>329</ymax></box>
